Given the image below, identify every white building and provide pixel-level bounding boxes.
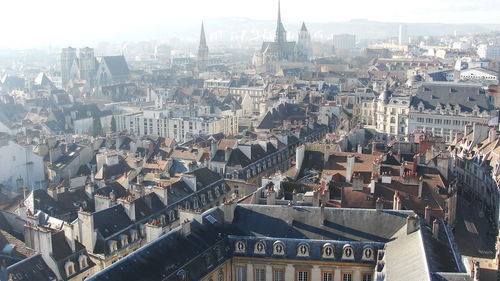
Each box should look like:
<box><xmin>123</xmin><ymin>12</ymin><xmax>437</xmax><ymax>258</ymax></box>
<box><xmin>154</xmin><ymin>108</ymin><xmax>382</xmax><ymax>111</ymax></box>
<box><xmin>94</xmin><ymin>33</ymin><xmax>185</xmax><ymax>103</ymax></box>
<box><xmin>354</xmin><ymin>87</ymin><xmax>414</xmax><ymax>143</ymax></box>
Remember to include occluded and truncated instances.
<box><xmin>115</xmin><ymin>112</ymin><xmax>238</xmax><ymax>142</ymax></box>
<box><xmin>398</xmin><ymin>24</ymin><xmax>409</xmax><ymax>46</ymax></box>
<box><xmin>375</xmin><ymin>91</ymin><xmax>410</xmax><ymax>139</ymax></box>
<box><xmin>408</xmin><ymin>82</ymin><xmax>493</xmax><ymax>142</ymax></box>
<box><xmin>0</xmin><ymin>135</ymin><xmax>45</xmax><ymax>191</ymax></box>
<box><xmin>477</xmin><ymin>44</ymin><xmax>500</xmax><ymax>60</ymax></box>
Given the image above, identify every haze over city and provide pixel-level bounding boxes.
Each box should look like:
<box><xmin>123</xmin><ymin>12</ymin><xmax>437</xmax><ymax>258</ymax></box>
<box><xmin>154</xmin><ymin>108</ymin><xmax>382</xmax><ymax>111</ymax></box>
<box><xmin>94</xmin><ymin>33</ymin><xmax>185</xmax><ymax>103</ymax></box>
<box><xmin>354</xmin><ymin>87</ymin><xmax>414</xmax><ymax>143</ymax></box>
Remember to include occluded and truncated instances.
<box><xmin>0</xmin><ymin>1</ymin><xmax>499</xmax><ymax>281</ymax></box>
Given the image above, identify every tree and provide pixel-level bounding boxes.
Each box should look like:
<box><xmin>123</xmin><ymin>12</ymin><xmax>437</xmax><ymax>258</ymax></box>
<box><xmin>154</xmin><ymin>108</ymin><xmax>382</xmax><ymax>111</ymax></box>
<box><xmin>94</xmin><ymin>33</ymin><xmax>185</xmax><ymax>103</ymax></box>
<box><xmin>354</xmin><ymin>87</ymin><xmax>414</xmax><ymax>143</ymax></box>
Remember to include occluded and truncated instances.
<box><xmin>110</xmin><ymin>116</ymin><xmax>117</xmax><ymax>133</ymax></box>
<box><xmin>93</xmin><ymin>117</ymin><xmax>103</xmax><ymax>137</ymax></box>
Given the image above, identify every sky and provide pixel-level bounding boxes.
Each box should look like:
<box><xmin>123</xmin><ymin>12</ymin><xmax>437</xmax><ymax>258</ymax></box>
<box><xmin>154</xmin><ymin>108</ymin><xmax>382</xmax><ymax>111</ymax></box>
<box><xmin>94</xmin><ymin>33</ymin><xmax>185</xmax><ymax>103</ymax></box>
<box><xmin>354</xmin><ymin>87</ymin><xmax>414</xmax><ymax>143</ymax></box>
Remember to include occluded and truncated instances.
<box><xmin>0</xmin><ymin>0</ymin><xmax>498</xmax><ymax>48</ymax></box>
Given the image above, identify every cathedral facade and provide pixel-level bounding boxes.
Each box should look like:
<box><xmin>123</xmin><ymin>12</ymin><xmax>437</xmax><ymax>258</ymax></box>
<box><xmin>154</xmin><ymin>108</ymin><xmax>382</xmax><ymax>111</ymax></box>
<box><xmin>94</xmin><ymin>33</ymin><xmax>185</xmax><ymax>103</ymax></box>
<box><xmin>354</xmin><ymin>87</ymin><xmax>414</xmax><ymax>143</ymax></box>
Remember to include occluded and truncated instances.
<box><xmin>253</xmin><ymin>1</ymin><xmax>313</xmax><ymax>67</ymax></box>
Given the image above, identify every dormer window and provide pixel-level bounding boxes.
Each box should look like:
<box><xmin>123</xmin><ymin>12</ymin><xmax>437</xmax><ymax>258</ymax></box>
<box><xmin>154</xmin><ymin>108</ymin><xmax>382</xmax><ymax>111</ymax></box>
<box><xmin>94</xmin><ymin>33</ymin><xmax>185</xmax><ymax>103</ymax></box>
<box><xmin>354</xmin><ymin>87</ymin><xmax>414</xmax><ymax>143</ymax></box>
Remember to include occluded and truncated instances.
<box><xmin>342</xmin><ymin>244</ymin><xmax>354</xmax><ymax>260</ymax></box>
<box><xmin>107</xmin><ymin>240</ymin><xmax>118</xmax><ymax>253</ymax></box>
<box><xmin>130</xmin><ymin>229</ymin><xmax>138</xmax><ymax>242</ymax></box>
<box><xmin>119</xmin><ymin>234</ymin><xmax>128</xmax><ymax>247</ymax></box>
<box><xmin>235</xmin><ymin>240</ymin><xmax>246</xmax><ymax>253</ymax></box>
<box><xmin>254</xmin><ymin>241</ymin><xmax>266</xmax><ymax>255</ymax></box>
<box><xmin>297</xmin><ymin>243</ymin><xmax>310</xmax><ymax>257</ymax></box>
<box><xmin>273</xmin><ymin>241</ymin><xmax>285</xmax><ymax>256</ymax></box>
<box><xmin>362</xmin><ymin>246</ymin><xmax>375</xmax><ymax>261</ymax></box>
<box><xmin>322</xmin><ymin>243</ymin><xmax>335</xmax><ymax>259</ymax></box>
<box><xmin>78</xmin><ymin>255</ymin><xmax>88</xmax><ymax>269</ymax></box>
<box><xmin>214</xmin><ymin>187</ymin><xmax>220</xmax><ymax>198</ymax></box>
<box><xmin>169</xmin><ymin>210</ymin><xmax>176</xmax><ymax>221</ymax></box>
<box><xmin>65</xmin><ymin>261</ymin><xmax>75</xmax><ymax>276</ymax></box>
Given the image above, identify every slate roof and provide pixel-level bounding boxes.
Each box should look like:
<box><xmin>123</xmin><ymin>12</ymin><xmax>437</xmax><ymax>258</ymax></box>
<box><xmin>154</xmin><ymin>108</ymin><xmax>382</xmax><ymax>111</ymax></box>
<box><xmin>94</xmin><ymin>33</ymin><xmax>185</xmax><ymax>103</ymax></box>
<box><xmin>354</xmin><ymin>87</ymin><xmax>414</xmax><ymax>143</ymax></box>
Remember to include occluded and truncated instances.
<box><xmin>102</xmin><ymin>56</ymin><xmax>130</xmax><ymax>77</ymax></box>
<box><xmin>412</xmin><ymin>82</ymin><xmax>491</xmax><ymax>112</ymax></box>
<box><xmin>93</xmin><ymin>204</ymin><xmax>133</xmax><ymax>239</ymax></box>
<box><xmin>1</xmin><ymin>254</ymin><xmax>57</xmax><ymax>281</ymax></box>
<box><xmin>257</xmin><ymin>103</ymin><xmax>307</xmax><ymax>130</ymax></box>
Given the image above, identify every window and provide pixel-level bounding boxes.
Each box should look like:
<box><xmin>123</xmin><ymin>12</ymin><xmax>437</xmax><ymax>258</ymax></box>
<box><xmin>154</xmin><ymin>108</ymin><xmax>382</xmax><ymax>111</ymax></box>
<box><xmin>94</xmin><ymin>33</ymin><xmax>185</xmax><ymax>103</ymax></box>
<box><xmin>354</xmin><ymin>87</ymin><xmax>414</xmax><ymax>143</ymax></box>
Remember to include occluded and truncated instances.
<box><xmin>343</xmin><ymin>273</ymin><xmax>352</xmax><ymax>281</ymax></box>
<box><xmin>236</xmin><ymin>266</ymin><xmax>247</xmax><ymax>281</ymax></box>
<box><xmin>297</xmin><ymin>271</ymin><xmax>309</xmax><ymax>281</ymax></box>
<box><xmin>363</xmin><ymin>274</ymin><xmax>373</xmax><ymax>281</ymax></box>
<box><xmin>255</xmin><ymin>268</ymin><xmax>265</xmax><ymax>281</ymax></box>
<box><xmin>323</xmin><ymin>272</ymin><xmax>333</xmax><ymax>281</ymax></box>
<box><xmin>78</xmin><ymin>255</ymin><xmax>88</xmax><ymax>269</ymax></box>
<box><xmin>273</xmin><ymin>269</ymin><xmax>284</xmax><ymax>281</ymax></box>
<box><xmin>65</xmin><ymin>261</ymin><xmax>75</xmax><ymax>277</ymax></box>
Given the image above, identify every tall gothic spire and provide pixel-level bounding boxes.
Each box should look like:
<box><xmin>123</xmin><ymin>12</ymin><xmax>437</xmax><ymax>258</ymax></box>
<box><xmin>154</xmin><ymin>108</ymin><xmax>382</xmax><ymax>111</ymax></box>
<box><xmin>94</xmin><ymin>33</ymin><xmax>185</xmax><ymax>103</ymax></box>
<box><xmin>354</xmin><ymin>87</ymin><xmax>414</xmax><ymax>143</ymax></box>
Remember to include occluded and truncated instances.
<box><xmin>199</xmin><ymin>22</ymin><xmax>207</xmax><ymax>48</ymax></box>
<box><xmin>197</xmin><ymin>22</ymin><xmax>209</xmax><ymax>70</ymax></box>
<box><xmin>274</xmin><ymin>0</ymin><xmax>287</xmax><ymax>43</ymax></box>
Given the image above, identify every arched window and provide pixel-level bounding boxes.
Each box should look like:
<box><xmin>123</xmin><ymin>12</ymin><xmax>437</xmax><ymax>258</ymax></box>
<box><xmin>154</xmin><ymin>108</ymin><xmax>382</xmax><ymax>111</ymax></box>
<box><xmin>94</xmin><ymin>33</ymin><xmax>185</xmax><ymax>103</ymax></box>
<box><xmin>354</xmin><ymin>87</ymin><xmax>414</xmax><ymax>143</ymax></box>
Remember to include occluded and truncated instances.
<box><xmin>297</xmin><ymin>243</ymin><xmax>310</xmax><ymax>257</ymax></box>
<box><xmin>78</xmin><ymin>255</ymin><xmax>88</xmax><ymax>269</ymax></box>
<box><xmin>322</xmin><ymin>243</ymin><xmax>334</xmax><ymax>259</ymax></box>
<box><xmin>65</xmin><ymin>261</ymin><xmax>75</xmax><ymax>276</ymax></box>
<box><xmin>273</xmin><ymin>241</ymin><xmax>285</xmax><ymax>256</ymax></box>
<box><xmin>363</xmin><ymin>246</ymin><xmax>375</xmax><ymax>261</ymax></box>
<box><xmin>342</xmin><ymin>244</ymin><xmax>354</xmax><ymax>260</ymax></box>
<box><xmin>235</xmin><ymin>240</ymin><xmax>246</xmax><ymax>253</ymax></box>
<box><xmin>254</xmin><ymin>241</ymin><xmax>266</xmax><ymax>255</ymax></box>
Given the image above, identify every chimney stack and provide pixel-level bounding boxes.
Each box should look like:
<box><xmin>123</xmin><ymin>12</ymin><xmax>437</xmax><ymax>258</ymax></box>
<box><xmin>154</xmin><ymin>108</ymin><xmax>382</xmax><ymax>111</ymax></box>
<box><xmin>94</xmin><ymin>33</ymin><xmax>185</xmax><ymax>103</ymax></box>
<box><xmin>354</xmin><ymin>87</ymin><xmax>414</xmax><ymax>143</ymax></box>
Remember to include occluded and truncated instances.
<box><xmin>375</xmin><ymin>197</ymin><xmax>384</xmax><ymax>210</ymax></box>
<box><xmin>393</xmin><ymin>192</ymin><xmax>401</xmax><ymax>210</ymax></box>
<box><xmin>424</xmin><ymin>205</ymin><xmax>432</xmax><ymax>225</ymax></box>
<box><xmin>266</xmin><ymin>185</ymin><xmax>276</xmax><ymax>205</ymax></box>
<box><xmin>418</xmin><ymin>176</ymin><xmax>423</xmax><ymax>198</ymax></box>
<box><xmin>346</xmin><ymin>155</ymin><xmax>355</xmax><ymax>182</ymax></box>
<box><xmin>432</xmin><ymin>219</ymin><xmax>439</xmax><ymax>239</ymax></box>
<box><xmin>406</xmin><ymin>214</ymin><xmax>420</xmax><ymax>235</ymax></box>
<box><xmin>370</xmin><ymin>173</ymin><xmax>376</xmax><ymax>194</ymax></box>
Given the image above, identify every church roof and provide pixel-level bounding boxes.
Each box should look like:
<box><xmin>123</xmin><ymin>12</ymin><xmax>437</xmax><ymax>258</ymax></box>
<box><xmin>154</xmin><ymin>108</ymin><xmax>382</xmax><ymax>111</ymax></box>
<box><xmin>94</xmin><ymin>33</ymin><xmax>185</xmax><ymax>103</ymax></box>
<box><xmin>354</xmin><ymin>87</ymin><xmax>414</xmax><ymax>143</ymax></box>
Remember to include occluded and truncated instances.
<box><xmin>102</xmin><ymin>56</ymin><xmax>130</xmax><ymax>77</ymax></box>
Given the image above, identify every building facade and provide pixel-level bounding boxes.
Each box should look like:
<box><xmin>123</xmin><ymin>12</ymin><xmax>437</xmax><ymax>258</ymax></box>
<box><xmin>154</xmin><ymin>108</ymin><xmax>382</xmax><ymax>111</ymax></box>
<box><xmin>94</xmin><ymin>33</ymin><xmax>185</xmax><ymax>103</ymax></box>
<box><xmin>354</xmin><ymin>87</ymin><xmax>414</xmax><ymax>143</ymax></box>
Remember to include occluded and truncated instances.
<box><xmin>115</xmin><ymin>112</ymin><xmax>238</xmax><ymax>143</ymax></box>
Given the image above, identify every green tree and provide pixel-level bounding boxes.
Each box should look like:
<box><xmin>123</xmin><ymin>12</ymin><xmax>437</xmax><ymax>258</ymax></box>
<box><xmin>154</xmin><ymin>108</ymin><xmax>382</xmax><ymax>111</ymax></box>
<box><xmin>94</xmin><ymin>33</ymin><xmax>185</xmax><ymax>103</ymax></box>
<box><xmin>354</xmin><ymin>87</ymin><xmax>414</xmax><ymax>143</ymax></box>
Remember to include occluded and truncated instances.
<box><xmin>93</xmin><ymin>117</ymin><xmax>103</xmax><ymax>137</ymax></box>
<box><xmin>111</xmin><ymin>116</ymin><xmax>117</xmax><ymax>133</ymax></box>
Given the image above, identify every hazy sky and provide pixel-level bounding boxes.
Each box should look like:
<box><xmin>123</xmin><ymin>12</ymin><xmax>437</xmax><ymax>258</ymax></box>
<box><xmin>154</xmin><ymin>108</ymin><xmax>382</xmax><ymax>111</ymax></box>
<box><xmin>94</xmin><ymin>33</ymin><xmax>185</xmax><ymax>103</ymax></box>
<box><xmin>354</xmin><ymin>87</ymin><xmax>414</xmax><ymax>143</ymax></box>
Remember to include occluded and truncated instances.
<box><xmin>1</xmin><ymin>0</ymin><xmax>498</xmax><ymax>48</ymax></box>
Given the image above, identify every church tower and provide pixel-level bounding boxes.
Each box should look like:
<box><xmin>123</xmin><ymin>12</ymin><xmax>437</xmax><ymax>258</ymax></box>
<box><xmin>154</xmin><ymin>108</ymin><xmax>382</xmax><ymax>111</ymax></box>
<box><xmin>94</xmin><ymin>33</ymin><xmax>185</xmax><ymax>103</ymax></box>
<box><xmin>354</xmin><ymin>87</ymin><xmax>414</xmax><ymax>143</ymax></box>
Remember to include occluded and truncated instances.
<box><xmin>197</xmin><ymin>22</ymin><xmax>209</xmax><ymax>71</ymax></box>
<box><xmin>274</xmin><ymin>0</ymin><xmax>287</xmax><ymax>44</ymax></box>
<box><xmin>297</xmin><ymin>22</ymin><xmax>313</xmax><ymax>61</ymax></box>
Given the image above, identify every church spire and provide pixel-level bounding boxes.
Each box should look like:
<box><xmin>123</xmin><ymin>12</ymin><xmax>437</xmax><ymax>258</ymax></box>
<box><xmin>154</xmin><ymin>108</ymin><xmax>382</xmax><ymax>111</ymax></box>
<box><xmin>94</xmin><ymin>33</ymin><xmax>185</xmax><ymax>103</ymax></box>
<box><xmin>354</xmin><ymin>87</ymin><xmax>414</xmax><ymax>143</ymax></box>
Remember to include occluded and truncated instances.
<box><xmin>197</xmin><ymin>22</ymin><xmax>209</xmax><ymax>70</ymax></box>
<box><xmin>274</xmin><ymin>0</ymin><xmax>287</xmax><ymax>43</ymax></box>
<box><xmin>199</xmin><ymin>22</ymin><xmax>207</xmax><ymax>47</ymax></box>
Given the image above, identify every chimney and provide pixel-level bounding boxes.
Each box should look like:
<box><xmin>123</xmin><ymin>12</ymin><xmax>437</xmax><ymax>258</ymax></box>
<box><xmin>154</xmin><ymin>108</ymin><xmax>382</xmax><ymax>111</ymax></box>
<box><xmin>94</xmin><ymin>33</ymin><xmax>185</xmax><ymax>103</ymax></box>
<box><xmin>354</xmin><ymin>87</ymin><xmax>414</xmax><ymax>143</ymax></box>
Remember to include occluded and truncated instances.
<box><xmin>153</xmin><ymin>184</ymin><xmax>169</xmax><ymax>205</ymax></box>
<box><xmin>266</xmin><ymin>185</ymin><xmax>276</xmax><ymax>205</ymax></box>
<box><xmin>119</xmin><ymin>196</ymin><xmax>136</xmax><ymax>221</ymax></box>
<box><xmin>295</xmin><ymin>145</ymin><xmax>305</xmax><ymax>172</ymax></box>
<box><xmin>78</xmin><ymin>210</ymin><xmax>96</xmax><ymax>253</ymax></box>
<box><xmin>346</xmin><ymin>155</ymin><xmax>355</xmax><ymax>182</ymax></box>
<box><xmin>220</xmin><ymin>201</ymin><xmax>236</xmax><ymax>223</ymax></box>
<box><xmin>375</xmin><ymin>197</ymin><xmax>384</xmax><ymax>210</ymax></box>
<box><xmin>488</xmin><ymin>126</ymin><xmax>497</xmax><ymax>143</ymax></box>
<box><xmin>292</xmin><ymin>189</ymin><xmax>298</xmax><ymax>204</ymax></box>
<box><xmin>319</xmin><ymin>203</ymin><xmax>325</xmax><ymax>226</ymax></box>
<box><xmin>418</xmin><ymin>177</ymin><xmax>423</xmax><ymax>198</ymax></box>
<box><xmin>210</xmin><ymin>141</ymin><xmax>217</xmax><ymax>159</ymax></box>
<box><xmin>145</xmin><ymin>220</ymin><xmax>163</xmax><ymax>243</ymax></box>
<box><xmin>224</xmin><ymin>147</ymin><xmax>232</xmax><ymax>162</ymax></box>
<box><xmin>370</xmin><ymin>174</ymin><xmax>376</xmax><ymax>194</ymax></box>
<box><xmin>180</xmin><ymin>219</ymin><xmax>191</xmax><ymax>236</ymax></box>
<box><xmin>406</xmin><ymin>214</ymin><xmax>420</xmax><ymax>235</ymax></box>
<box><xmin>393</xmin><ymin>192</ymin><xmax>401</xmax><ymax>210</ymax></box>
<box><xmin>357</xmin><ymin>145</ymin><xmax>363</xmax><ymax>154</ymax></box>
<box><xmin>432</xmin><ymin>219</ymin><xmax>439</xmax><ymax>239</ymax></box>
<box><xmin>424</xmin><ymin>205</ymin><xmax>432</xmax><ymax>225</ymax></box>
<box><xmin>352</xmin><ymin>173</ymin><xmax>363</xmax><ymax>191</ymax></box>
<box><xmin>85</xmin><ymin>182</ymin><xmax>94</xmax><ymax>199</ymax></box>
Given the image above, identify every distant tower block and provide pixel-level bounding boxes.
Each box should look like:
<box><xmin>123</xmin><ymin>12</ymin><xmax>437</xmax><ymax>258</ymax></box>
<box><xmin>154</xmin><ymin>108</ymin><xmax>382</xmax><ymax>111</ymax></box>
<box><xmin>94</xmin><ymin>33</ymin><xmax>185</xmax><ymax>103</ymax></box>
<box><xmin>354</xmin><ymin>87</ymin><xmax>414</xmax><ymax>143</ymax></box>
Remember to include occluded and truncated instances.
<box><xmin>197</xmin><ymin>22</ymin><xmax>209</xmax><ymax>71</ymax></box>
<box><xmin>398</xmin><ymin>24</ymin><xmax>409</xmax><ymax>45</ymax></box>
<box><xmin>61</xmin><ymin>47</ymin><xmax>77</xmax><ymax>88</ymax></box>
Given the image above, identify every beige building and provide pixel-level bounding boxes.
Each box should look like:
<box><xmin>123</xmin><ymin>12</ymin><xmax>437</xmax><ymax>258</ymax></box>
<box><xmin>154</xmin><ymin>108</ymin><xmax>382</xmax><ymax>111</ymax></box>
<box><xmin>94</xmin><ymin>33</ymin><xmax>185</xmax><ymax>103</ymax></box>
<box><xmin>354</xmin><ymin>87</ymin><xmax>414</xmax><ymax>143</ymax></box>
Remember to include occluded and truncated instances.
<box><xmin>115</xmin><ymin>111</ymin><xmax>238</xmax><ymax>142</ymax></box>
<box><xmin>89</xmin><ymin>203</ymin><xmax>473</xmax><ymax>281</ymax></box>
